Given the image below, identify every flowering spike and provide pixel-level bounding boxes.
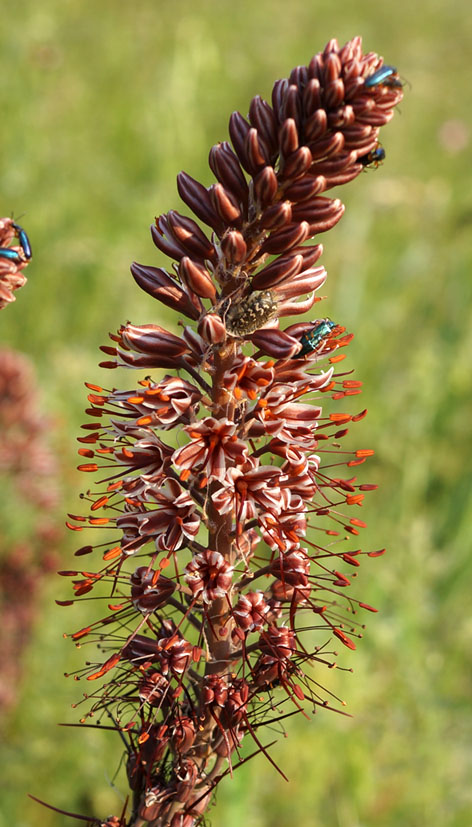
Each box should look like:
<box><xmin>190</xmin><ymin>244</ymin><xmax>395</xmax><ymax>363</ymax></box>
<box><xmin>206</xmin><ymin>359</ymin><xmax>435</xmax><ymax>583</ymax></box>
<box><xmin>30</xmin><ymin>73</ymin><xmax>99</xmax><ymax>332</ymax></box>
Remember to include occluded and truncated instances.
<box><xmin>60</xmin><ymin>37</ymin><xmax>402</xmax><ymax>826</ymax></box>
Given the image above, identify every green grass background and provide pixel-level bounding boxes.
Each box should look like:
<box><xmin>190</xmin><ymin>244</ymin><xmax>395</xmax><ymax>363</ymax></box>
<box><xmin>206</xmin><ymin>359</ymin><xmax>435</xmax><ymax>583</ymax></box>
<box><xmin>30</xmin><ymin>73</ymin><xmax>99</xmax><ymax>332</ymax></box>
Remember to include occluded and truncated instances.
<box><xmin>1</xmin><ymin>0</ymin><xmax>471</xmax><ymax>824</ymax></box>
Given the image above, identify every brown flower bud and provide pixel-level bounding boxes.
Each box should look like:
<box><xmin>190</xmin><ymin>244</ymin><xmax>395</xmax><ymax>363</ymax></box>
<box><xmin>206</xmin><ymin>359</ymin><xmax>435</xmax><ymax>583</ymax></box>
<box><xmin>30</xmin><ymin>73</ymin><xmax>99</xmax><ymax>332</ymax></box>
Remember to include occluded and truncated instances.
<box><xmin>177</xmin><ymin>171</ymin><xmax>225</xmax><ymax>235</ymax></box>
<box><xmin>179</xmin><ymin>257</ymin><xmax>217</xmax><ymax>301</ymax></box>
<box><xmin>249</xmin><ymin>328</ymin><xmax>301</xmax><ymax>358</ymax></box>
<box><xmin>281</xmin><ymin>84</ymin><xmax>302</xmax><ymax>127</ymax></box>
<box><xmin>307</xmin><ymin>202</ymin><xmax>345</xmax><ymax>234</ymax></box>
<box><xmin>281</xmin><ymin>146</ymin><xmax>313</xmax><ymax>179</ymax></box>
<box><xmin>260</xmin><ymin>220</ymin><xmax>310</xmax><ymax>255</ymax></box>
<box><xmin>253</xmin><ymin>165</ymin><xmax>278</xmax><ymax>207</ymax></box>
<box><xmin>303</xmin><ymin>78</ymin><xmax>322</xmax><ymax>117</ymax></box>
<box><xmin>290</xmin><ymin>66</ymin><xmax>308</xmax><ymax>91</ymax></box>
<box><xmin>279</xmin><ymin>118</ymin><xmax>299</xmax><ymax>157</ymax></box>
<box><xmin>308</xmin><ymin>51</ymin><xmax>323</xmax><ymax>79</ymax></box>
<box><xmin>323</xmin><ymin>52</ymin><xmax>342</xmax><ymax>84</ymax></box>
<box><xmin>210</xmin><ymin>183</ymin><xmax>242</xmax><ymax>225</ymax></box>
<box><xmin>151</xmin><ymin>216</ymin><xmax>190</xmax><ymax>261</ymax></box>
<box><xmin>305</xmin><ymin>107</ymin><xmax>328</xmax><ymax>142</ymax></box>
<box><xmin>259</xmin><ymin>201</ymin><xmax>292</xmax><ymax>230</ymax></box>
<box><xmin>220</xmin><ymin>230</ymin><xmax>247</xmax><ymax>264</ymax></box>
<box><xmin>167</xmin><ymin>210</ymin><xmax>217</xmax><ymax>260</ymax></box>
<box><xmin>118</xmin><ymin>323</ymin><xmax>191</xmax><ymax>360</ymax></box>
<box><xmin>284</xmin><ymin>174</ymin><xmax>326</xmax><ymax>202</ymax></box>
<box><xmin>246</xmin><ymin>127</ymin><xmax>270</xmax><ymax>171</ymax></box>
<box><xmin>292</xmin><ymin>195</ymin><xmax>342</xmax><ymax>223</ymax></box>
<box><xmin>292</xmin><ymin>243</ymin><xmax>324</xmax><ymax>268</ymax></box>
<box><xmin>277</xmin><ymin>292</ymin><xmax>317</xmax><ymax>317</ymax></box>
<box><xmin>251</xmin><ymin>253</ymin><xmax>304</xmax><ymax>290</ymax></box>
<box><xmin>271</xmin><ymin>78</ymin><xmax>289</xmax><ymax>124</ymax></box>
<box><xmin>325</xmin><ymin>170</ymin><xmax>361</xmax><ymax>188</ymax></box>
<box><xmin>209</xmin><ymin>141</ymin><xmax>249</xmax><ymax>205</ymax></box>
<box><xmin>131</xmin><ymin>262</ymin><xmax>202</xmax><ymax>320</ymax></box>
<box><xmin>272</xmin><ymin>579</ymin><xmax>312</xmax><ymax>603</ymax></box>
<box><xmin>310</xmin><ymin>131</ymin><xmax>345</xmax><ymax>160</ymax></box>
<box><xmin>180</xmin><ymin>328</ymin><xmax>207</xmax><ymax>364</ymax></box>
<box><xmin>313</xmin><ymin>153</ymin><xmax>357</xmax><ymax>176</ymax></box>
<box><xmin>198</xmin><ymin>313</ymin><xmax>226</xmax><ymax>344</ymax></box>
<box><xmin>271</xmin><ymin>264</ymin><xmax>326</xmax><ymax>298</ymax></box>
<box><xmin>228</xmin><ymin>111</ymin><xmax>252</xmax><ymax>173</ymax></box>
<box><xmin>351</xmin><ymin>130</ymin><xmax>377</xmax><ymax>152</ymax></box>
<box><xmin>248</xmin><ymin>95</ymin><xmax>278</xmax><ymax>157</ymax></box>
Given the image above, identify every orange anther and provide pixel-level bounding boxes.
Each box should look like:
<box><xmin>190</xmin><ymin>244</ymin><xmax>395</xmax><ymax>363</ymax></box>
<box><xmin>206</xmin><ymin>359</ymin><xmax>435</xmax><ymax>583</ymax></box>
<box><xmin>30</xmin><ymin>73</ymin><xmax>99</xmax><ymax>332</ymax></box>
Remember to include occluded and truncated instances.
<box><xmin>87</xmin><ymin>653</ymin><xmax>121</xmax><ymax>681</ymax></box>
<box><xmin>103</xmin><ymin>547</ymin><xmax>122</xmax><ymax>561</ymax></box>
<box><xmin>91</xmin><ymin>496</ymin><xmax>109</xmax><ymax>511</ymax></box>
<box><xmin>329</xmin><ymin>413</ymin><xmax>352</xmax><ymax>424</ymax></box>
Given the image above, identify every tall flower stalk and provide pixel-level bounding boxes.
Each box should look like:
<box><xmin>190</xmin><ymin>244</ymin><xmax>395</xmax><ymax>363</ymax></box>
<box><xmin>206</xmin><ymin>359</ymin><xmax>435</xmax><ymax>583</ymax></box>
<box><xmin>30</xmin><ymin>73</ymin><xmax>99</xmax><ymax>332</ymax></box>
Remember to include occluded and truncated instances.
<box><xmin>58</xmin><ymin>37</ymin><xmax>402</xmax><ymax>827</ymax></box>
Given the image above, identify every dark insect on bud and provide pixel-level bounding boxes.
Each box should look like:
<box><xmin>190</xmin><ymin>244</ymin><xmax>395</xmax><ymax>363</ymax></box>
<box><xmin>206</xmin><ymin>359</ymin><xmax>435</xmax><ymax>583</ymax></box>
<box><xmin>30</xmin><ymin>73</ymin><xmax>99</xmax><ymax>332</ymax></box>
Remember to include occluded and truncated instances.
<box><xmin>294</xmin><ymin>318</ymin><xmax>337</xmax><ymax>358</ymax></box>
<box><xmin>358</xmin><ymin>144</ymin><xmax>385</xmax><ymax>168</ymax></box>
<box><xmin>225</xmin><ymin>290</ymin><xmax>278</xmax><ymax>336</ymax></box>
<box><xmin>364</xmin><ymin>64</ymin><xmax>403</xmax><ymax>89</ymax></box>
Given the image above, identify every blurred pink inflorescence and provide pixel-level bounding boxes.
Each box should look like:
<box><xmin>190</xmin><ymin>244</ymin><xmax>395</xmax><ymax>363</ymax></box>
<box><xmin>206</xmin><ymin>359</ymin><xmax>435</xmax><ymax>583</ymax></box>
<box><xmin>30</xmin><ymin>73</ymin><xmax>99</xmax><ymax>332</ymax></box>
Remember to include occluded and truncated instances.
<box><xmin>0</xmin><ymin>349</ymin><xmax>59</xmax><ymax>716</ymax></box>
<box><xmin>62</xmin><ymin>37</ymin><xmax>402</xmax><ymax>827</ymax></box>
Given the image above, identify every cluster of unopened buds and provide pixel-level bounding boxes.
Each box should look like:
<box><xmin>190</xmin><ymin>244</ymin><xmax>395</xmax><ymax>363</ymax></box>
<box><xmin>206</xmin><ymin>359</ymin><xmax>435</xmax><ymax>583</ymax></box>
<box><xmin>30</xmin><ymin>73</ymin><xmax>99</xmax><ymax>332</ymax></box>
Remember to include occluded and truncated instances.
<box><xmin>55</xmin><ymin>38</ymin><xmax>402</xmax><ymax>827</ymax></box>
<box><xmin>0</xmin><ymin>218</ymin><xmax>32</xmax><ymax>309</ymax></box>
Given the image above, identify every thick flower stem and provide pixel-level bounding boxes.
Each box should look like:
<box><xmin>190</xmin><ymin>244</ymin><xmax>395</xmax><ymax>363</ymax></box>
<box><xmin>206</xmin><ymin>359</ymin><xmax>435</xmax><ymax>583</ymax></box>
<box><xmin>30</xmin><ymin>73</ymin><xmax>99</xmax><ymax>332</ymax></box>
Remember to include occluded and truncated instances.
<box><xmin>206</xmin><ymin>340</ymin><xmax>239</xmax><ymax>664</ymax></box>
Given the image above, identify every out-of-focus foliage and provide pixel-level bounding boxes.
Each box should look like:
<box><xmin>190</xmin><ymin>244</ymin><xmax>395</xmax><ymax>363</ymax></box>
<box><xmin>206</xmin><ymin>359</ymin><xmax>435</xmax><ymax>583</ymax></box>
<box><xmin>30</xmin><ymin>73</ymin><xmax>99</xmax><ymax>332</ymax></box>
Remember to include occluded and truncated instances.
<box><xmin>1</xmin><ymin>0</ymin><xmax>471</xmax><ymax>825</ymax></box>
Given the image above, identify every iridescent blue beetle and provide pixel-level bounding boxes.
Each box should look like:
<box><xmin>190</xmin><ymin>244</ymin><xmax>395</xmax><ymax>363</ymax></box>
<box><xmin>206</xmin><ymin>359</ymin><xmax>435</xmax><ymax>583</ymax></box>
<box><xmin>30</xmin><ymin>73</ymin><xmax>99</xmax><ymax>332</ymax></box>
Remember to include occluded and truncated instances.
<box><xmin>0</xmin><ymin>222</ymin><xmax>32</xmax><ymax>263</ymax></box>
<box><xmin>365</xmin><ymin>64</ymin><xmax>402</xmax><ymax>89</ymax></box>
<box><xmin>0</xmin><ymin>247</ymin><xmax>22</xmax><ymax>263</ymax></box>
<box><xmin>294</xmin><ymin>319</ymin><xmax>336</xmax><ymax>358</ymax></box>
<box><xmin>359</xmin><ymin>145</ymin><xmax>386</xmax><ymax>168</ymax></box>
<box><xmin>12</xmin><ymin>222</ymin><xmax>32</xmax><ymax>259</ymax></box>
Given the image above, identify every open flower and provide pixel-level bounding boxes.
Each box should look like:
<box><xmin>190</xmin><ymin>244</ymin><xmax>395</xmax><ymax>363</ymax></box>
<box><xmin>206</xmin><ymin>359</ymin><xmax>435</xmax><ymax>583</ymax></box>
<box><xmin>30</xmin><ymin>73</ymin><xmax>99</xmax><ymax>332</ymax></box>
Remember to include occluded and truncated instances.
<box><xmin>185</xmin><ymin>549</ymin><xmax>234</xmax><ymax>603</ymax></box>
<box><xmin>117</xmin><ymin>477</ymin><xmax>200</xmax><ymax>553</ymax></box>
<box><xmin>173</xmin><ymin>418</ymin><xmax>248</xmax><ymax>481</ymax></box>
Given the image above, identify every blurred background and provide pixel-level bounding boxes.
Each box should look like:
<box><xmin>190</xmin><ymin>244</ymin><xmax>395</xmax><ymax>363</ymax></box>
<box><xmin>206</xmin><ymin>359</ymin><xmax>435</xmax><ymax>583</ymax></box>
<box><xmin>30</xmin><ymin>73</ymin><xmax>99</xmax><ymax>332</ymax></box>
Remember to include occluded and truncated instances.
<box><xmin>1</xmin><ymin>0</ymin><xmax>471</xmax><ymax>824</ymax></box>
